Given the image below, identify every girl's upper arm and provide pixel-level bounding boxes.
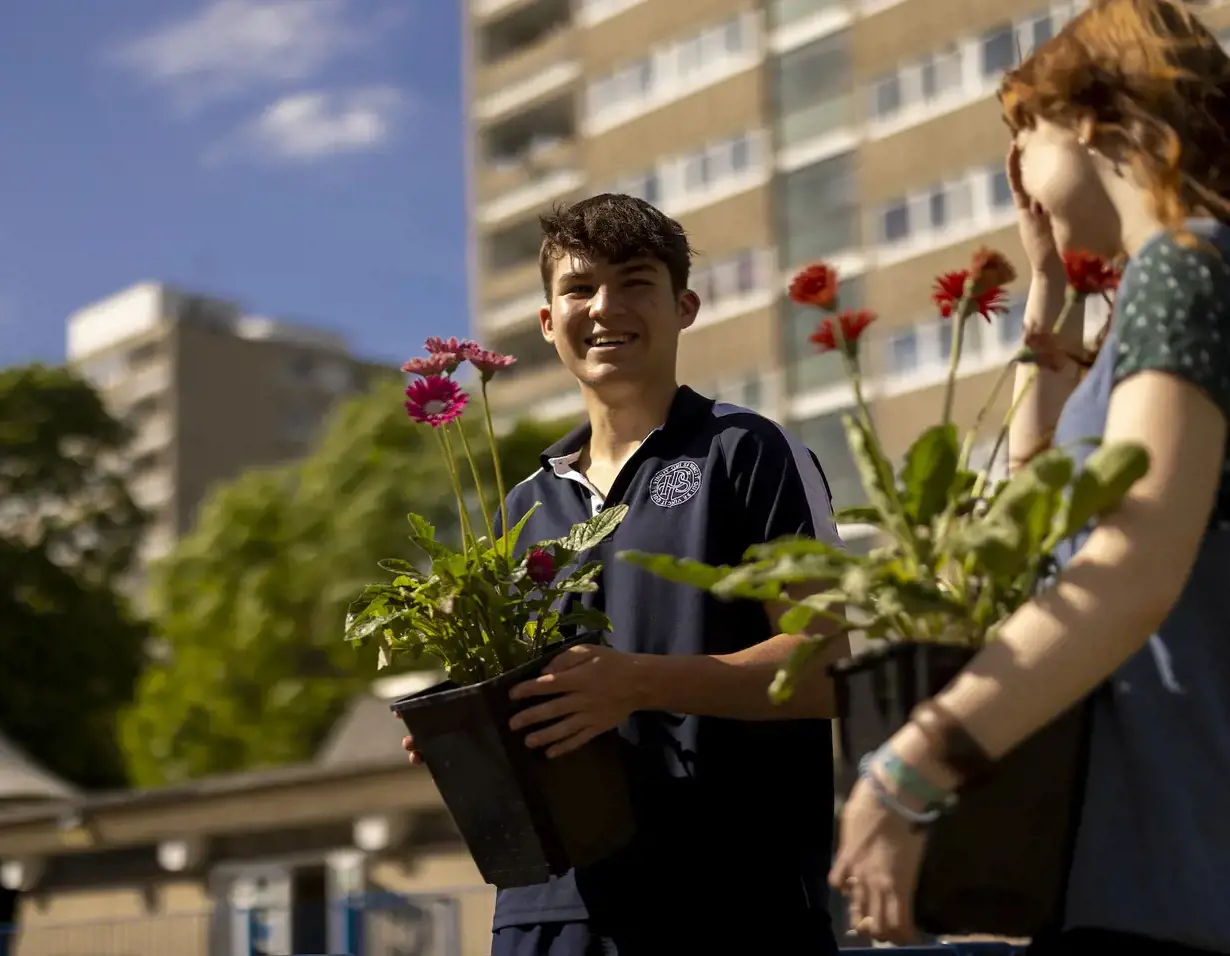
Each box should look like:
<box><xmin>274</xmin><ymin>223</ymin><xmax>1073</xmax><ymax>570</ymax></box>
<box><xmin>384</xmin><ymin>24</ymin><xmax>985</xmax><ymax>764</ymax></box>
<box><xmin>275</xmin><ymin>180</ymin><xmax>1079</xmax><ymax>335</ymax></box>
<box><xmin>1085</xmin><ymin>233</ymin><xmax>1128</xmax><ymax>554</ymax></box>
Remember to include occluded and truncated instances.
<box><xmin>1097</xmin><ymin>235</ymin><xmax>1230</xmax><ymax>585</ymax></box>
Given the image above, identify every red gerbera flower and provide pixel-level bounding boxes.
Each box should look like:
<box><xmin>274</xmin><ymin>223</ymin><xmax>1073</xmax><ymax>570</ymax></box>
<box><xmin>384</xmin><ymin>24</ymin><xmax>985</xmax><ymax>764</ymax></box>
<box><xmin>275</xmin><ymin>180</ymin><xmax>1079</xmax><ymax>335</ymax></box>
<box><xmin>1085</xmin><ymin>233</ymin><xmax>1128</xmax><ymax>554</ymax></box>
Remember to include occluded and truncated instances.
<box><xmin>968</xmin><ymin>247</ymin><xmax>1017</xmax><ymax>296</ymax></box>
<box><xmin>425</xmin><ymin>336</ymin><xmax>481</xmax><ymax>357</ymax></box>
<box><xmin>466</xmin><ymin>347</ymin><xmax>517</xmax><ymax>383</ymax></box>
<box><xmin>809</xmin><ymin>309</ymin><xmax>877</xmax><ymax>355</ymax></box>
<box><xmin>1062</xmin><ymin>251</ymin><xmax>1120</xmax><ymax>296</ymax></box>
<box><xmin>401</xmin><ymin>353</ymin><xmax>460</xmax><ymax>376</ymax></box>
<box><xmin>932</xmin><ymin>271</ymin><xmax>1010</xmax><ymax>322</ymax></box>
<box><xmin>525</xmin><ymin>548</ymin><xmax>556</xmax><ymax>585</ymax></box>
<box><xmin>789</xmin><ymin>263</ymin><xmax>840</xmax><ymax>311</ymax></box>
<box><xmin>404</xmin><ymin>376</ymin><xmax>469</xmax><ymax>428</ymax></box>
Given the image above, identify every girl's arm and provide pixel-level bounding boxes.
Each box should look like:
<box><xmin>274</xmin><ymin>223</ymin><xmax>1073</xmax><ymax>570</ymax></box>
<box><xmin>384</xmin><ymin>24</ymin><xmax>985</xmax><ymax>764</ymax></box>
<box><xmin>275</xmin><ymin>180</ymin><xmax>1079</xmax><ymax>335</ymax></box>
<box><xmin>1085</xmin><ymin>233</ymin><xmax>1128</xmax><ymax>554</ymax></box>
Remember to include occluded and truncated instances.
<box><xmin>1007</xmin><ymin>274</ymin><xmax>1085</xmax><ymax>471</ymax></box>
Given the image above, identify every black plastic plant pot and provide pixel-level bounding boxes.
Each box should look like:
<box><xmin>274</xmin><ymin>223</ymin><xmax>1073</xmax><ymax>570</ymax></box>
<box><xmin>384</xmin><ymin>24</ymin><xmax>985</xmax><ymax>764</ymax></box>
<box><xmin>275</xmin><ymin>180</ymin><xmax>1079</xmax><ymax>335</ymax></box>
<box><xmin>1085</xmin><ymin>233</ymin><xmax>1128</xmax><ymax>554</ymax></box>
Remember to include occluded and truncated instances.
<box><xmin>390</xmin><ymin>632</ymin><xmax>636</xmax><ymax>889</ymax></box>
<box><xmin>830</xmin><ymin>641</ymin><xmax>1088</xmax><ymax>938</ymax></box>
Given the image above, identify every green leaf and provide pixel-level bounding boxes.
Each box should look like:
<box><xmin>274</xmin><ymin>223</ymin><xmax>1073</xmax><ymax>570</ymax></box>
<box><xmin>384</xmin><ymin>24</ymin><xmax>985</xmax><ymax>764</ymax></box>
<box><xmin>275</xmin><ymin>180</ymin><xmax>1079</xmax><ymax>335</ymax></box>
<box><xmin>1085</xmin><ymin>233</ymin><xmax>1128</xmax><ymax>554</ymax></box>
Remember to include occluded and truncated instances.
<box><xmin>545</xmin><ymin>503</ymin><xmax>629</xmax><ymax>553</ymax></box>
<box><xmin>955</xmin><ymin>518</ymin><xmax>1024</xmax><ymax>577</ymax></box>
<box><xmin>556</xmin><ymin>561</ymin><xmax>604</xmax><ymax>593</ymax></box>
<box><xmin>880</xmin><ymin>579</ymin><xmax>968</xmax><ymax>617</ymax></box>
<box><xmin>557</xmin><ymin>606</ymin><xmax>612</xmax><ymax>635</ymax></box>
<box><xmin>742</xmin><ymin>535</ymin><xmax>851</xmax><ymax>563</ymax></box>
<box><xmin>832</xmin><ymin>505</ymin><xmax>884</xmax><ymax>525</ymax></box>
<box><xmin>619</xmin><ymin>551</ymin><xmax>733</xmax><ymax>590</ymax></box>
<box><xmin>960</xmin><ymin>448</ymin><xmax>1073</xmax><ymax>576</ymax></box>
<box><xmin>900</xmin><ymin>424</ymin><xmax>959</xmax><ymax>526</ymax></box>
<box><xmin>778</xmin><ymin>592</ymin><xmax>843</xmax><ymax>634</ymax></box>
<box><xmin>406</xmin><ymin>512</ymin><xmax>455</xmax><ymax>562</ymax></box>
<box><xmin>497</xmin><ymin>501</ymin><xmax>540</xmax><ymax>556</ymax></box>
<box><xmin>1054</xmin><ymin>441</ymin><xmax>1150</xmax><ymax>541</ymax></box>
<box><xmin>377</xmin><ymin>558</ymin><xmax>422</xmax><ymax>578</ymax></box>
<box><xmin>842</xmin><ymin>414</ymin><xmax>903</xmax><ymax>535</ymax></box>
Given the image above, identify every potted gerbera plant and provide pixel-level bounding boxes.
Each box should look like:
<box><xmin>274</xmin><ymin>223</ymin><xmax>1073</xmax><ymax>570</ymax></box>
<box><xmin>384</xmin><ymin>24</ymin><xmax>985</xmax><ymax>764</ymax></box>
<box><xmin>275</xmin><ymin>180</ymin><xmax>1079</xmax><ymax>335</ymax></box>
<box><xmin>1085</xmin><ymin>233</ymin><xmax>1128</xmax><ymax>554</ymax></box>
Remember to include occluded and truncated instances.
<box><xmin>620</xmin><ymin>250</ymin><xmax>1139</xmax><ymax>936</ymax></box>
<box><xmin>344</xmin><ymin>337</ymin><xmax>634</xmax><ymax>888</ymax></box>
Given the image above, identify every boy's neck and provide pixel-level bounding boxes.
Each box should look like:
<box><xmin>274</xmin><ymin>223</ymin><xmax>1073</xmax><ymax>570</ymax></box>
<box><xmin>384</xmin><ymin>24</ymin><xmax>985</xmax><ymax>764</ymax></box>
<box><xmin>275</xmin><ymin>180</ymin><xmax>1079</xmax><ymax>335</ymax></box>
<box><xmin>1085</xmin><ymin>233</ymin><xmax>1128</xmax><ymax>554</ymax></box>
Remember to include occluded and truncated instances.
<box><xmin>582</xmin><ymin>378</ymin><xmax>679</xmax><ymax>467</ymax></box>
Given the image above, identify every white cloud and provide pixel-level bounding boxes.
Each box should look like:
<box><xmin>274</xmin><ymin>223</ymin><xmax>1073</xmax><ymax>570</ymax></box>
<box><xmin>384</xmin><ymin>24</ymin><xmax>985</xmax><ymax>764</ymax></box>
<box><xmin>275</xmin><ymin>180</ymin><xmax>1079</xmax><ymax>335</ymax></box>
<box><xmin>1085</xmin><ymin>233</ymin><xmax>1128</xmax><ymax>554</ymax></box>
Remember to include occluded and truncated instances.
<box><xmin>109</xmin><ymin>0</ymin><xmax>378</xmax><ymax>109</ymax></box>
<box><xmin>207</xmin><ymin>86</ymin><xmax>409</xmax><ymax>164</ymax></box>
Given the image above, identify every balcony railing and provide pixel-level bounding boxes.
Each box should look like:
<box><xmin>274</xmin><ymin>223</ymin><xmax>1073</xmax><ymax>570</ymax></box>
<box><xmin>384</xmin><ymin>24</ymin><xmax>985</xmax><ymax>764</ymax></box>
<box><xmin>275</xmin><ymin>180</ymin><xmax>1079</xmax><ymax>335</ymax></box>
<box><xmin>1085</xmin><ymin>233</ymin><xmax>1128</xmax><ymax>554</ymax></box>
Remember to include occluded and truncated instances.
<box><xmin>770</xmin><ymin>0</ymin><xmax>849</xmax><ymax>28</ymax></box>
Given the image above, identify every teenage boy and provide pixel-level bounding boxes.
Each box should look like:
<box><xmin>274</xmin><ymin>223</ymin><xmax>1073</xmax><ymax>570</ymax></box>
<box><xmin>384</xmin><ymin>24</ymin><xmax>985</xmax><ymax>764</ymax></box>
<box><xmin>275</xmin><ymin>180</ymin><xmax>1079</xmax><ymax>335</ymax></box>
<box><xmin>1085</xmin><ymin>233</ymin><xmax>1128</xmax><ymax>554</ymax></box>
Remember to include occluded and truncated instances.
<box><xmin>405</xmin><ymin>194</ymin><xmax>847</xmax><ymax>956</ymax></box>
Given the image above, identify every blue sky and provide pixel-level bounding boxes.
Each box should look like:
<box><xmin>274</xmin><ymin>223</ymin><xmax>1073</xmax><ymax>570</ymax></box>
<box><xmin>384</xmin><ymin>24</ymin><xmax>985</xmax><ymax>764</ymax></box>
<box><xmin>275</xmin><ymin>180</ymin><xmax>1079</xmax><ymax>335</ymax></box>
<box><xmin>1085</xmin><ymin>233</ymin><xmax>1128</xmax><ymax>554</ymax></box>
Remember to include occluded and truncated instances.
<box><xmin>0</xmin><ymin>0</ymin><xmax>466</xmax><ymax>368</ymax></box>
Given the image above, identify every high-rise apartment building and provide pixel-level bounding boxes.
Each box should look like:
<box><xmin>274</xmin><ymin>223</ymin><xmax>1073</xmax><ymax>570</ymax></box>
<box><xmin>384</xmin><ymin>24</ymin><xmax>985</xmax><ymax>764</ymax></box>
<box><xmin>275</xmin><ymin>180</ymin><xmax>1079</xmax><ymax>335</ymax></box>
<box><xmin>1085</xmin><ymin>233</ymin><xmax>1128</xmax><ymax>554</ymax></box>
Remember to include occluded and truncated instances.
<box><xmin>465</xmin><ymin>0</ymin><xmax>1230</xmax><ymax>514</ymax></box>
<box><xmin>67</xmin><ymin>282</ymin><xmax>389</xmax><ymax>583</ymax></box>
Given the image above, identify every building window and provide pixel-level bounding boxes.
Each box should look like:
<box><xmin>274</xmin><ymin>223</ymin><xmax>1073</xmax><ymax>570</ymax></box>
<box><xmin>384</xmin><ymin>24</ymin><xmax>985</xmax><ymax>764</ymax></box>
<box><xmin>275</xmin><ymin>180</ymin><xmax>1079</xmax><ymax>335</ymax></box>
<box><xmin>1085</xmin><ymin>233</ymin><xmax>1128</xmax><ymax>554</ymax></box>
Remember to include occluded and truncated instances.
<box><xmin>982</xmin><ymin>25</ymin><xmax>1016</xmax><ymax>76</ymax></box>
<box><xmin>694</xmin><ymin>249</ymin><xmax>767</xmax><ymax>308</ymax></box>
<box><xmin>928</xmin><ymin>189</ymin><xmax>948</xmax><ymax>229</ymax></box>
<box><xmin>684</xmin><ymin>153</ymin><xmax>709</xmax><ymax>190</ymax></box>
<box><xmin>783</xmin><ymin>153</ymin><xmax>859</xmax><ymax>266</ymax></box>
<box><xmin>792</xmin><ymin>410</ymin><xmax>864</xmax><ymax>509</ymax></box>
<box><xmin>730</xmin><ymin>135</ymin><xmax>750</xmax><ymax>172</ymax></box>
<box><xmin>873</xmin><ymin>74</ymin><xmax>902</xmax><ymax>117</ymax></box>
<box><xmin>741</xmin><ymin>376</ymin><xmax>762</xmax><ymax>410</ymax></box>
<box><xmin>888</xmin><ymin>329</ymin><xmax>920</xmax><ymax>373</ymax></box>
<box><xmin>724</xmin><ymin>16</ymin><xmax>749</xmax><ymax>53</ymax></box>
<box><xmin>776</xmin><ymin>31</ymin><xmax>853</xmax><ymax>147</ymax></box>
<box><xmin>586</xmin><ymin>14</ymin><xmax>754</xmax><ymax>124</ymax></box>
<box><xmin>920</xmin><ymin>46</ymin><xmax>962</xmax><ymax>100</ymax></box>
<box><xmin>882</xmin><ymin>203</ymin><xmax>910</xmax><ymax>243</ymax></box>
<box><xmin>938</xmin><ymin>315</ymin><xmax>983</xmax><ymax>361</ymax></box>
<box><xmin>679</xmin><ymin>36</ymin><xmax>703</xmax><ymax>73</ymax></box>
<box><xmin>999</xmin><ymin>301</ymin><xmax>1026</xmax><ymax>346</ymax></box>
<box><xmin>990</xmin><ymin>168</ymin><xmax>1013</xmax><ymax>208</ymax></box>
<box><xmin>1028</xmin><ymin>13</ymin><xmax>1054</xmax><ymax>53</ymax></box>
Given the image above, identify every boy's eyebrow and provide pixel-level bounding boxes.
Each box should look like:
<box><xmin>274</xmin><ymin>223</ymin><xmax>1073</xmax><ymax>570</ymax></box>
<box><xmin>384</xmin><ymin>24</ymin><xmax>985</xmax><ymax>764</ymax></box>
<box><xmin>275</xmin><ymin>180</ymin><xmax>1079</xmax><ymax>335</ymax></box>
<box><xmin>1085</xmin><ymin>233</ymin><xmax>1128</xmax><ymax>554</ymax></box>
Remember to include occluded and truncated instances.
<box><xmin>556</xmin><ymin>262</ymin><xmax>657</xmax><ymax>287</ymax></box>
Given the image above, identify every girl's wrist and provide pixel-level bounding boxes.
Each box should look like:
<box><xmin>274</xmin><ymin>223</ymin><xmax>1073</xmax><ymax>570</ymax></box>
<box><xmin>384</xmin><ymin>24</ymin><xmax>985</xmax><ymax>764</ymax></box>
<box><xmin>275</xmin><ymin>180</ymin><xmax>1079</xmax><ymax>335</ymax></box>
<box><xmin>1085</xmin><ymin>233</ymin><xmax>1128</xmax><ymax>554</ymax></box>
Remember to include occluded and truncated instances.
<box><xmin>880</xmin><ymin>723</ymin><xmax>962</xmax><ymax>796</ymax></box>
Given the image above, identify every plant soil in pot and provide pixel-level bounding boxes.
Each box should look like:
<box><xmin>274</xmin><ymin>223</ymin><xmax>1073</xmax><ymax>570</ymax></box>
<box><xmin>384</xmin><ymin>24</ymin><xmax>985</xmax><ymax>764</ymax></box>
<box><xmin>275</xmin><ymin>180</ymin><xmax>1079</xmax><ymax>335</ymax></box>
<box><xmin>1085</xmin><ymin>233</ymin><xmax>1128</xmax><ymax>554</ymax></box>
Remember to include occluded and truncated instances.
<box><xmin>830</xmin><ymin>641</ymin><xmax>1089</xmax><ymax>938</ymax></box>
<box><xmin>392</xmin><ymin>632</ymin><xmax>635</xmax><ymax>888</ymax></box>
<box><xmin>345</xmin><ymin>337</ymin><xmax>639</xmax><ymax>889</ymax></box>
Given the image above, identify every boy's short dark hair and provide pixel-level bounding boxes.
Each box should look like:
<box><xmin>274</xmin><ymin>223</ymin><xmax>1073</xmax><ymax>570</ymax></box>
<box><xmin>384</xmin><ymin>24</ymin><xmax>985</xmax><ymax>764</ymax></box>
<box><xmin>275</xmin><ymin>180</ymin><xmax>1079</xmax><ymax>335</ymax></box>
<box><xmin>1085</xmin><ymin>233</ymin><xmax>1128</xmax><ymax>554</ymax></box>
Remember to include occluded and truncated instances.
<box><xmin>538</xmin><ymin>194</ymin><xmax>694</xmax><ymax>301</ymax></box>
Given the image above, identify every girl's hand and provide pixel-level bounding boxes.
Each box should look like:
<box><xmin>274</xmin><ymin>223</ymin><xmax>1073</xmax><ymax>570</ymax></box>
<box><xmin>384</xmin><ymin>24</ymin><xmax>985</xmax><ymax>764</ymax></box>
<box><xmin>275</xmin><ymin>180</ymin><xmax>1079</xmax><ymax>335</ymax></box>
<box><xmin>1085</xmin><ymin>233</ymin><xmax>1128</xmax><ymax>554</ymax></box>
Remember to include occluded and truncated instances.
<box><xmin>829</xmin><ymin>777</ymin><xmax>928</xmax><ymax>944</ymax></box>
<box><xmin>1008</xmin><ymin>142</ymin><xmax>1063</xmax><ymax>280</ymax></box>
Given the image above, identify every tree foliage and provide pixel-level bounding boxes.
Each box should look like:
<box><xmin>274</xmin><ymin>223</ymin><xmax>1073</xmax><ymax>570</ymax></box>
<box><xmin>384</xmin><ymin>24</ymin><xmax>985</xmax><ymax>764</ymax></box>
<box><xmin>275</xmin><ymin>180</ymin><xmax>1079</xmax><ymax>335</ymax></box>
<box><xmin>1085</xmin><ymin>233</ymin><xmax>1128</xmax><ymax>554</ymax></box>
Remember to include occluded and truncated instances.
<box><xmin>0</xmin><ymin>364</ymin><xmax>147</xmax><ymax>789</ymax></box>
<box><xmin>123</xmin><ymin>378</ymin><xmax>575</xmax><ymax>786</ymax></box>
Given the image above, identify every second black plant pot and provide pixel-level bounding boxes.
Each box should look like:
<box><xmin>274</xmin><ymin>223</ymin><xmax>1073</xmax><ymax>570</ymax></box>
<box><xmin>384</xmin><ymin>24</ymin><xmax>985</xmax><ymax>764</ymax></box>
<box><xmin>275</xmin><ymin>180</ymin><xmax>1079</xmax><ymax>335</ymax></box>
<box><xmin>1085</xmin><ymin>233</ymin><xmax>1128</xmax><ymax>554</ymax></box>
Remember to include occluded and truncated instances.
<box><xmin>391</xmin><ymin>632</ymin><xmax>636</xmax><ymax>889</ymax></box>
<box><xmin>830</xmin><ymin>641</ymin><xmax>1089</xmax><ymax>938</ymax></box>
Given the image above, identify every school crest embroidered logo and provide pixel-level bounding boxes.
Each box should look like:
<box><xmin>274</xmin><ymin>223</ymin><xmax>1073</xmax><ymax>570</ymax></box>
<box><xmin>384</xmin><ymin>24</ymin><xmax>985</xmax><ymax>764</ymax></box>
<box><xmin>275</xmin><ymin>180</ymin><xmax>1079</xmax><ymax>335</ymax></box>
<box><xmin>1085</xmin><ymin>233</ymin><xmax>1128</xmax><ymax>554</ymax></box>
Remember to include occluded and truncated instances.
<box><xmin>649</xmin><ymin>460</ymin><xmax>703</xmax><ymax>508</ymax></box>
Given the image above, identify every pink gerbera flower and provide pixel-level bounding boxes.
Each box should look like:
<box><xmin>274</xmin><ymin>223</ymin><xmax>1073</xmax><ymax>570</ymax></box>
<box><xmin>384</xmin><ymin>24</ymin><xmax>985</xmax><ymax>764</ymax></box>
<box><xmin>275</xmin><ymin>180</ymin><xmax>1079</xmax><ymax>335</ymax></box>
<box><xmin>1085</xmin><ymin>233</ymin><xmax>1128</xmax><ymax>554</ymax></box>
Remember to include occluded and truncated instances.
<box><xmin>425</xmin><ymin>336</ymin><xmax>481</xmax><ymax>357</ymax></box>
<box><xmin>401</xmin><ymin>353</ymin><xmax>461</xmax><ymax>376</ymax></box>
<box><xmin>466</xmin><ymin>347</ymin><xmax>517</xmax><ymax>382</ymax></box>
<box><xmin>404</xmin><ymin>376</ymin><xmax>469</xmax><ymax>428</ymax></box>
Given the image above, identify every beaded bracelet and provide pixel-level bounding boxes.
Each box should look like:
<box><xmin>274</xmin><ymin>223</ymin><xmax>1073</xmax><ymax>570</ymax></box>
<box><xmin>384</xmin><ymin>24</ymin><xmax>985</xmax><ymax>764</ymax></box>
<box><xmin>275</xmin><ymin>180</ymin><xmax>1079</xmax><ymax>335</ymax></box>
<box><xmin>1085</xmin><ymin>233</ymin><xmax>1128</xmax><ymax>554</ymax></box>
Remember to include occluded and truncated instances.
<box><xmin>857</xmin><ymin>746</ymin><xmax>957</xmax><ymax>827</ymax></box>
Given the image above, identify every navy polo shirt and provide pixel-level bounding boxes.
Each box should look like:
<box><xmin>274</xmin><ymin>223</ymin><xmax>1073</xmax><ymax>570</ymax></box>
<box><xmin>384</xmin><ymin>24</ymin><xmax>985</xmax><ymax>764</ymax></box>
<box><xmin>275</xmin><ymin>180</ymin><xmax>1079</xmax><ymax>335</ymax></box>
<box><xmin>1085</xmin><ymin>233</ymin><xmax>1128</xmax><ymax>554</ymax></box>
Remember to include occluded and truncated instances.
<box><xmin>493</xmin><ymin>386</ymin><xmax>841</xmax><ymax>932</ymax></box>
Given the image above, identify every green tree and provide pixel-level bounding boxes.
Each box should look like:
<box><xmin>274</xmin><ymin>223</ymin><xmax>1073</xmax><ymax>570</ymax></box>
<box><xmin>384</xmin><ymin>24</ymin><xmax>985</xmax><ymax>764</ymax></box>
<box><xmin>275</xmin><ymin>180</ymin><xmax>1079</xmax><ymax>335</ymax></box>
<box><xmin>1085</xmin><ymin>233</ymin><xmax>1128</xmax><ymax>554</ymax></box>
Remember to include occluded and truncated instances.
<box><xmin>123</xmin><ymin>378</ymin><xmax>575</xmax><ymax>786</ymax></box>
<box><xmin>0</xmin><ymin>364</ymin><xmax>147</xmax><ymax>789</ymax></box>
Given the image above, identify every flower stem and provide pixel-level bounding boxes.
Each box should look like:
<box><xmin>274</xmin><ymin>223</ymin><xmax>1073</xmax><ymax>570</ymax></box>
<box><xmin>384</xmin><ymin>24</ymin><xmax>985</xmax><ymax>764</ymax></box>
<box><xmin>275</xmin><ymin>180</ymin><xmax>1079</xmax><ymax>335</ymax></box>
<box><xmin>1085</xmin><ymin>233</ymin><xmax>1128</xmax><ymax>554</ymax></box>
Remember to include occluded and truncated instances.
<box><xmin>974</xmin><ymin>288</ymin><xmax>1081</xmax><ymax>498</ymax></box>
<box><xmin>480</xmin><ymin>381</ymin><xmax>510</xmax><ymax>552</ymax></box>
<box><xmin>941</xmin><ymin>296</ymin><xmax>974</xmax><ymax>426</ymax></box>
<box><xmin>436</xmin><ymin>426</ymin><xmax>474</xmax><ymax>556</ymax></box>
<box><xmin>454</xmin><ymin>421</ymin><xmax>496</xmax><ymax>546</ymax></box>
<box><xmin>958</xmin><ymin>357</ymin><xmax>1017</xmax><ymax>473</ymax></box>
